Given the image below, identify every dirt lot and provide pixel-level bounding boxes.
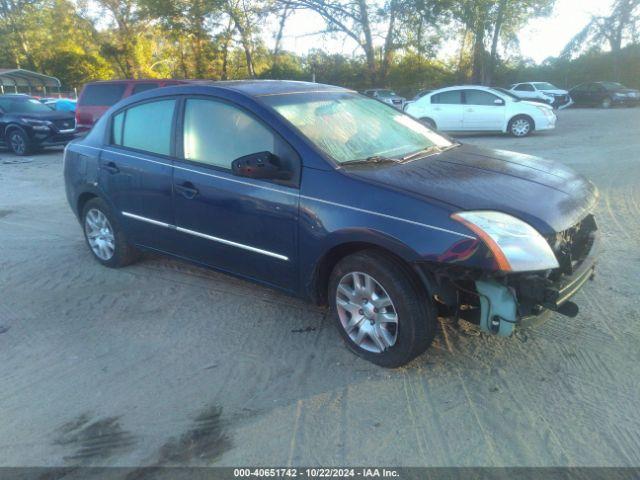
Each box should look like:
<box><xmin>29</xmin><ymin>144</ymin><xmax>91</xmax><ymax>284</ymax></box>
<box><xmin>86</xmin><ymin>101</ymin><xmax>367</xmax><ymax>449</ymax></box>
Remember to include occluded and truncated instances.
<box><xmin>1</xmin><ymin>107</ymin><xmax>639</xmax><ymax>468</ymax></box>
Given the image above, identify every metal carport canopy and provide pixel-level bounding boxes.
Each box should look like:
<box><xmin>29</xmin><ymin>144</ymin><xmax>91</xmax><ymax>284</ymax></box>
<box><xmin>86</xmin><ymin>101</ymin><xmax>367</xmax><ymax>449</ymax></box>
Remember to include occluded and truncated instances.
<box><xmin>0</xmin><ymin>68</ymin><xmax>61</xmax><ymax>90</ymax></box>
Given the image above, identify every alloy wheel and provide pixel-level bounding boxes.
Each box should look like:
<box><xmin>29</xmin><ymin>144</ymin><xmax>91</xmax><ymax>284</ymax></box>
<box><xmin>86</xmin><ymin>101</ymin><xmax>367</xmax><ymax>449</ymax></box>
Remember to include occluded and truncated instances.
<box><xmin>511</xmin><ymin>119</ymin><xmax>531</xmax><ymax>137</ymax></box>
<box><xmin>335</xmin><ymin>272</ymin><xmax>398</xmax><ymax>353</ymax></box>
<box><xmin>84</xmin><ymin>208</ymin><xmax>116</xmax><ymax>260</ymax></box>
<box><xmin>10</xmin><ymin>132</ymin><xmax>26</xmax><ymax>155</ymax></box>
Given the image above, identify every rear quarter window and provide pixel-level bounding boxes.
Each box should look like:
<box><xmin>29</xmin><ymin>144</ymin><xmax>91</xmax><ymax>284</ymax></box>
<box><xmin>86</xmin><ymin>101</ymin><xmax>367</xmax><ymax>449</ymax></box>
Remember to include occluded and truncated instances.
<box><xmin>79</xmin><ymin>84</ymin><xmax>127</xmax><ymax>106</ymax></box>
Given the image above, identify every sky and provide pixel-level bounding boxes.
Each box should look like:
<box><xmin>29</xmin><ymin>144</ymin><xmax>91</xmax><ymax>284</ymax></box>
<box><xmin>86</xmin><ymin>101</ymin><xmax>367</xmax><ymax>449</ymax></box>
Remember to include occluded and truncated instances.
<box><xmin>273</xmin><ymin>0</ymin><xmax>614</xmax><ymax>64</ymax></box>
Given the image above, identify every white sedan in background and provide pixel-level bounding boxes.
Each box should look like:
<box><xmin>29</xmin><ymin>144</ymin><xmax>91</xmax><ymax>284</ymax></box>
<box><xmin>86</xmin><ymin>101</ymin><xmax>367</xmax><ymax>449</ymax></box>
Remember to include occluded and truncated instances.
<box><xmin>509</xmin><ymin>82</ymin><xmax>573</xmax><ymax>109</ymax></box>
<box><xmin>404</xmin><ymin>86</ymin><xmax>556</xmax><ymax>137</ymax></box>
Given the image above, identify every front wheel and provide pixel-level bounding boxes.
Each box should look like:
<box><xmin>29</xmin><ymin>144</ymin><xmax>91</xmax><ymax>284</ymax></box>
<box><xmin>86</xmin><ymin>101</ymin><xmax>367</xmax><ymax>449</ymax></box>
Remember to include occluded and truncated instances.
<box><xmin>7</xmin><ymin>129</ymin><xmax>32</xmax><ymax>156</ymax></box>
<box><xmin>601</xmin><ymin>97</ymin><xmax>612</xmax><ymax>109</ymax></box>
<box><xmin>82</xmin><ymin>197</ymin><xmax>139</xmax><ymax>268</ymax></box>
<box><xmin>508</xmin><ymin>116</ymin><xmax>533</xmax><ymax>137</ymax></box>
<box><xmin>419</xmin><ymin>117</ymin><xmax>437</xmax><ymax>130</ymax></box>
<box><xmin>328</xmin><ymin>250</ymin><xmax>436</xmax><ymax>367</ymax></box>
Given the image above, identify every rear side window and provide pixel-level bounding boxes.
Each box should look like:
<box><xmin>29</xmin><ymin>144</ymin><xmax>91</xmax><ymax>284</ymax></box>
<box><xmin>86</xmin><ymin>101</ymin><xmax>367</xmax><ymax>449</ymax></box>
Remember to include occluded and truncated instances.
<box><xmin>79</xmin><ymin>84</ymin><xmax>126</xmax><ymax>106</ymax></box>
<box><xmin>132</xmin><ymin>83</ymin><xmax>160</xmax><ymax>95</ymax></box>
<box><xmin>431</xmin><ymin>91</ymin><xmax>462</xmax><ymax>104</ymax></box>
<box><xmin>183</xmin><ymin>98</ymin><xmax>275</xmax><ymax>169</ymax></box>
<box><xmin>111</xmin><ymin>99</ymin><xmax>176</xmax><ymax>156</ymax></box>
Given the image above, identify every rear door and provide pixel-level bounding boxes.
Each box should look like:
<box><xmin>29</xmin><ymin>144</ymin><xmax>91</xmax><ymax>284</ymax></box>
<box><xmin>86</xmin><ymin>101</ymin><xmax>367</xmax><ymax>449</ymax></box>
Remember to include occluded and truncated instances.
<box><xmin>171</xmin><ymin>96</ymin><xmax>300</xmax><ymax>291</ymax></box>
<box><xmin>462</xmin><ymin>89</ymin><xmax>505</xmax><ymax>131</ymax></box>
<box><xmin>99</xmin><ymin>97</ymin><xmax>178</xmax><ymax>252</ymax></box>
<box><xmin>429</xmin><ymin>90</ymin><xmax>463</xmax><ymax>130</ymax></box>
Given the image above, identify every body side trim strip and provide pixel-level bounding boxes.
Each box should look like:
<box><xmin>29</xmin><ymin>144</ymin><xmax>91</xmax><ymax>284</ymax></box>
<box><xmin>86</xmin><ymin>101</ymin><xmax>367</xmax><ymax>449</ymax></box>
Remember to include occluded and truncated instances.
<box><xmin>121</xmin><ymin>211</ymin><xmax>289</xmax><ymax>261</ymax></box>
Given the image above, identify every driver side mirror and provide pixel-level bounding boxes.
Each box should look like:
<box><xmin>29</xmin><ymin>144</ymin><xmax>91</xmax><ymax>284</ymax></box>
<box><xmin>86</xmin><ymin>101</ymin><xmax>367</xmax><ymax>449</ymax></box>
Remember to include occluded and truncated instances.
<box><xmin>231</xmin><ymin>151</ymin><xmax>292</xmax><ymax>181</ymax></box>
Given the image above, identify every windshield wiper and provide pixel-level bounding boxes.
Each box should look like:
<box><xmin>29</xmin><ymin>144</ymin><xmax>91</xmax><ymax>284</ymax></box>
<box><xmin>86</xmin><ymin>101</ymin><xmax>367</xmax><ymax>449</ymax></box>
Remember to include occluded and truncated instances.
<box><xmin>401</xmin><ymin>145</ymin><xmax>442</xmax><ymax>162</ymax></box>
<box><xmin>341</xmin><ymin>155</ymin><xmax>398</xmax><ymax>165</ymax></box>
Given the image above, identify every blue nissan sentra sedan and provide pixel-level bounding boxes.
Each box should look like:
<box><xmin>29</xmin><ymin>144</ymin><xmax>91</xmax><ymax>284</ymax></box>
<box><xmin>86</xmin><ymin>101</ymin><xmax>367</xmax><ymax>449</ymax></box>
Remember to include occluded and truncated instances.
<box><xmin>63</xmin><ymin>80</ymin><xmax>599</xmax><ymax>367</ymax></box>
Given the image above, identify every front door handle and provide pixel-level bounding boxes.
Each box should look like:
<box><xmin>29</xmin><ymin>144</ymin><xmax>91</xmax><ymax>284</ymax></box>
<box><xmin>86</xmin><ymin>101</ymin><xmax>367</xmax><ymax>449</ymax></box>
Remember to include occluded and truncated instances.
<box><xmin>175</xmin><ymin>181</ymin><xmax>199</xmax><ymax>200</ymax></box>
<box><xmin>102</xmin><ymin>161</ymin><xmax>119</xmax><ymax>174</ymax></box>
<box><xmin>465</xmin><ymin>108</ymin><xmax>474</xmax><ymax>112</ymax></box>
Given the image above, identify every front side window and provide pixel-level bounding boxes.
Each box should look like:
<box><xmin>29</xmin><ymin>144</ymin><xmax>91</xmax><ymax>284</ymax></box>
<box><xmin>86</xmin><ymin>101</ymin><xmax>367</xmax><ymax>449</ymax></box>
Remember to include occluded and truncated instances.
<box><xmin>464</xmin><ymin>90</ymin><xmax>502</xmax><ymax>106</ymax></box>
<box><xmin>111</xmin><ymin>99</ymin><xmax>175</xmax><ymax>156</ymax></box>
<box><xmin>183</xmin><ymin>98</ymin><xmax>275</xmax><ymax>169</ymax></box>
<box><xmin>262</xmin><ymin>92</ymin><xmax>452</xmax><ymax>164</ymax></box>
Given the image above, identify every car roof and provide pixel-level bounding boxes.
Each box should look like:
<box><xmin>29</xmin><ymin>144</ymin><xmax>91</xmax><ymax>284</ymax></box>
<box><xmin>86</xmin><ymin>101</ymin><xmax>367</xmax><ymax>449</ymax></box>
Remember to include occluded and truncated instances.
<box><xmin>207</xmin><ymin>80</ymin><xmax>351</xmax><ymax>96</ymax></box>
<box><xmin>428</xmin><ymin>85</ymin><xmax>498</xmax><ymax>94</ymax></box>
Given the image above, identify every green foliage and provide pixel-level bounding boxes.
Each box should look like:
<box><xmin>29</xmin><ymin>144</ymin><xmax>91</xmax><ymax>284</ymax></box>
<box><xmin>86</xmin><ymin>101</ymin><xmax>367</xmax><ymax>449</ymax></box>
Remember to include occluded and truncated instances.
<box><xmin>1</xmin><ymin>0</ymin><xmax>639</xmax><ymax>97</ymax></box>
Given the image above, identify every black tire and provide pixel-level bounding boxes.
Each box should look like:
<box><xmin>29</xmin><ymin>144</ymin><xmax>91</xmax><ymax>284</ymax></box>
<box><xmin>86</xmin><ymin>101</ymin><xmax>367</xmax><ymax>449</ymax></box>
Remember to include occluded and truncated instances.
<box><xmin>507</xmin><ymin>115</ymin><xmax>534</xmax><ymax>137</ymax></box>
<box><xmin>7</xmin><ymin>128</ymin><xmax>32</xmax><ymax>156</ymax></box>
<box><xmin>81</xmin><ymin>197</ymin><xmax>139</xmax><ymax>268</ymax></box>
<box><xmin>328</xmin><ymin>249</ymin><xmax>436</xmax><ymax>368</ymax></box>
<box><xmin>601</xmin><ymin>97</ymin><xmax>612</xmax><ymax>109</ymax></box>
<box><xmin>420</xmin><ymin>117</ymin><xmax>437</xmax><ymax>130</ymax></box>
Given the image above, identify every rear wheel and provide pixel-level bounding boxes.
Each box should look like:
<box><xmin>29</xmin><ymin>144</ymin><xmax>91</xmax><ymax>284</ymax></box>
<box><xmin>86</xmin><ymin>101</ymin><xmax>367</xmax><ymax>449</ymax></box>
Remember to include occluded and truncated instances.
<box><xmin>7</xmin><ymin>129</ymin><xmax>32</xmax><ymax>156</ymax></box>
<box><xmin>508</xmin><ymin>115</ymin><xmax>533</xmax><ymax>137</ymax></box>
<box><xmin>328</xmin><ymin>250</ymin><xmax>436</xmax><ymax>367</ymax></box>
<box><xmin>82</xmin><ymin>197</ymin><xmax>139</xmax><ymax>268</ymax></box>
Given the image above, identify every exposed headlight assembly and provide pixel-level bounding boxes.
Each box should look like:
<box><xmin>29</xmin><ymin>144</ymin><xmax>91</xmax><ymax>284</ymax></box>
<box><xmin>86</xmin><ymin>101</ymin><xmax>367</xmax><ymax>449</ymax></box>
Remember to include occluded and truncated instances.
<box><xmin>451</xmin><ymin>211</ymin><xmax>559</xmax><ymax>272</ymax></box>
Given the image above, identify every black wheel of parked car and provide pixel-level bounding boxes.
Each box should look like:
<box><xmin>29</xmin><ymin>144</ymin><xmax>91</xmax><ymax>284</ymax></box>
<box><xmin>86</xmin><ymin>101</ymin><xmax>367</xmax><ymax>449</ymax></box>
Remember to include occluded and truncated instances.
<box><xmin>7</xmin><ymin>128</ymin><xmax>32</xmax><ymax>156</ymax></box>
<box><xmin>601</xmin><ymin>97</ymin><xmax>612</xmax><ymax>109</ymax></box>
<box><xmin>82</xmin><ymin>197</ymin><xmax>139</xmax><ymax>268</ymax></box>
<box><xmin>508</xmin><ymin>115</ymin><xmax>533</xmax><ymax>137</ymax></box>
<box><xmin>328</xmin><ymin>250</ymin><xmax>436</xmax><ymax>368</ymax></box>
<box><xmin>420</xmin><ymin>117</ymin><xmax>437</xmax><ymax>130</ymax></box>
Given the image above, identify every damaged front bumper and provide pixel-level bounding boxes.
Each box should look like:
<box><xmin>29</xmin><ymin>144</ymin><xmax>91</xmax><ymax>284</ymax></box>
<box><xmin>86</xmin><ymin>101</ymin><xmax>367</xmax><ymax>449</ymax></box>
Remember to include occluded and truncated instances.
<box><xmin>477</xmin><ymin>226</ymin><xmax>599</xmax><ymax>336</ymax></box>
<box><xmin>419</xmin><ymin>215</ymin><xmax>599</xmax><ymax>336</ymax></box>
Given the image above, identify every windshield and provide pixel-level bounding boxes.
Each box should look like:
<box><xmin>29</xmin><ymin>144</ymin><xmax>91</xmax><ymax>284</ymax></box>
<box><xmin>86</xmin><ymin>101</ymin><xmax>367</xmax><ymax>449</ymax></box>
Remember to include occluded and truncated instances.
<box><xmin>262</xmin><ymin>92</ymin><xmax>453</xmax><ymax>164</ymax></box>
<box><xmin>532</xmin><ymin>82</ymin><xmax>557</xmax><ymax>90</ymax></box>
<box><xmin>492</xmin><ymin>88</ymin><xmax>520</xmax><ymax>101</ymax></box>
<box><xmin>375</xmin><ymin>90</ymin><xmax>396</xmax><ymax>97</ymax></box>
<box><xmin>0</xmin><ymin>97</ymin><xmax>53</xmax><ymax>113</ymax></box>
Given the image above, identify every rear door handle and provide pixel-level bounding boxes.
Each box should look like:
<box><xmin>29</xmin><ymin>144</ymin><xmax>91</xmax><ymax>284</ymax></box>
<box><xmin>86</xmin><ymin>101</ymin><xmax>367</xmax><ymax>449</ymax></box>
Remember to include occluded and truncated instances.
<box><xmin>175</xmin><ymin>181</ymin><xmax>199</xmax><ymax>200</ymax></box>
<box><xmin>466</xmin><ymin>108</ymin><xmax>474</xmax><ymax>112</ymax></box>
<box><xmin>102</xmin><ymin>161</ymin><xmax>119</xmax><ymax>174</ymax></box>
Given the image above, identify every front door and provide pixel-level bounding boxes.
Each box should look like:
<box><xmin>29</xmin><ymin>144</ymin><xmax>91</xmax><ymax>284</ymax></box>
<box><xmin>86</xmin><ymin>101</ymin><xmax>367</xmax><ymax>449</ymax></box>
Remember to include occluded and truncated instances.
<box><xmin>462</xmin><ymin>89</ymin><xmax>505</xmax><ymax>131</ymax></box>
<box><xmin>172</xmin><ymin>97</ymin><xmax>299</xmax><ymax>292</ymax></box>
<box><xmin>99</xmin><ymin>97</ymin><xmax>177</xmax><ymax>252</ymax></box>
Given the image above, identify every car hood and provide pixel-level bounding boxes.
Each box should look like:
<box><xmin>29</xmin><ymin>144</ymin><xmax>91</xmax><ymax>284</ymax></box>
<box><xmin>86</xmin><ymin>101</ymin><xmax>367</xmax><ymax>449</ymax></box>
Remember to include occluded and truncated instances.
<box><xmin>344</xmin><ymin>144</ymin><xmax>598</xmax><ymax>234</ymax></box>
<box><xmin>17</xmin><ymin>111</ymin><xmax>75</xmax><ymax>121</ymax></box>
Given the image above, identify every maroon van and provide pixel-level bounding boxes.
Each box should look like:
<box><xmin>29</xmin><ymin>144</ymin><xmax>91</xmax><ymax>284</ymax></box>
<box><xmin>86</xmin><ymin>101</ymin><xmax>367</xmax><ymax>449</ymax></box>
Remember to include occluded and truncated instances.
<box><xmin>75</xmin><ymin>79</ymin><xmax>191</xmax><ymax>133</ymax></box>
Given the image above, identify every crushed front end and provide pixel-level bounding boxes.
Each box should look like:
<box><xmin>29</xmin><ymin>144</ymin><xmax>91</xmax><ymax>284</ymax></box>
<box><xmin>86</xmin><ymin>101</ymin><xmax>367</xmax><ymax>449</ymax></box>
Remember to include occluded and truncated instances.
<box><xmin>418</xmin><ymin>214</ymin><xmax>599</xmax><ymax>336</ymax></box>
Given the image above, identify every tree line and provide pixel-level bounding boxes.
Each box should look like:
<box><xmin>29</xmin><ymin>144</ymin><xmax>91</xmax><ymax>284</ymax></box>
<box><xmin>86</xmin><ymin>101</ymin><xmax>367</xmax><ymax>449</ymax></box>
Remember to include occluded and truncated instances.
<box><xmin>0</xmin><ymin>0</ymin><xmax>639</xmax><ymax>94</ymax></box>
